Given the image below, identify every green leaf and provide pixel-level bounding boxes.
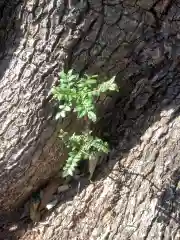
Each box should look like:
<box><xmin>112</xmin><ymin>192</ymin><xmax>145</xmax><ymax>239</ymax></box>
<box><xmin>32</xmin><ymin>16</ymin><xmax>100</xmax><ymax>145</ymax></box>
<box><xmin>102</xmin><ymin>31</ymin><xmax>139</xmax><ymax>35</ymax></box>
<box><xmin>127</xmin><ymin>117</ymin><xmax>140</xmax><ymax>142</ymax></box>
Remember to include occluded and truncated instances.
<box><xmin>88</xmin><ymin>111</ymin><xmax>97</xmax><ymax>122</ymax></box>
<box><xmin>52</xmin><ymin>69</ymin><xmax>118</xmax><ymax>178</ymax></box>
<box><xmin>64</xmin><ymin>105</ymin><xmax>71</xmax><ymax>112</ymax></box>
<box><xmin>60</xmin><ymin>111</ymin><xmax>66</xmax><ymax>118</ymax></box>
<box><xmin>77</xmin><ymin>110</ymin><xmax>87</xmax><ymax>118</ymax></box>
<box><xmin>96</xmin><ymin>76</ymin><xmax>118</xmax><ymax>93</ymax></box>
<box><xmin>85</xmin><ymin>74</ymin><xmax>98</xmax><ymax>79</ymax></box>
<box><xmin>55</xmin><ymin>112</ymin><xmax>62</xmax><ymax>120</ymax></box>
<box><xmin>60</xmin><ymin>70</ymin><xmax>67</xmax><ymax>79</ymax></box>
<box><xmin>68</xmin><ymin>69</ymin><xmax>73</xmax><ymax>76</ymax></box>
<box><xmin>68</xmin><ymin>74</ymin><xmax>77</xmax><ymax>82</ymax></box>
<box><xmin>85</xmin><ymin>79</ymin><xmax>97</xmax><ymax>85</ymax></box>
<box><xmin>67</xmin><ymin>168</ymin><xmax>74</xmax><ymax>176</ymax></box>
<box><xmin>59</xmin><ymin>105</ymin><xmax>65</xmax><ymax>109</ymax></box>
<box><xmin>108</xmin><ymin>82</ymin><xmax>119</xmax><ymax>91</ymax></box>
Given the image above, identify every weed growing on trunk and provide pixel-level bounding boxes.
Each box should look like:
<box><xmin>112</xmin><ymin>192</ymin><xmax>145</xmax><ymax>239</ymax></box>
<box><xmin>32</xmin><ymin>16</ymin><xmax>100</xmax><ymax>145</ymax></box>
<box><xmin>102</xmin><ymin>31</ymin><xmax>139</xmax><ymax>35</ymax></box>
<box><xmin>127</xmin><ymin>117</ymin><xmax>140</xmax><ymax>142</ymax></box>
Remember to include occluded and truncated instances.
<box><xmin>51</xmin><ymin>69</ymin><xmax>118</xmax><ymax>177</ymax></box>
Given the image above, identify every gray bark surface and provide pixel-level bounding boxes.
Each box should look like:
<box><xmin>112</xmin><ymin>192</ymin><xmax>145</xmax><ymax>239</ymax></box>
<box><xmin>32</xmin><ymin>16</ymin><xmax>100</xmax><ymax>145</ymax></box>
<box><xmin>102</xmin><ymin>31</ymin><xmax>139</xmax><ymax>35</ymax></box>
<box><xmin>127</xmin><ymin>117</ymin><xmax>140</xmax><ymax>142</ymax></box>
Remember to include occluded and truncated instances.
<box><xmin>1</xmin><ymin>0</ymin><xmax>180</xmax><ymax>239</ymax></box>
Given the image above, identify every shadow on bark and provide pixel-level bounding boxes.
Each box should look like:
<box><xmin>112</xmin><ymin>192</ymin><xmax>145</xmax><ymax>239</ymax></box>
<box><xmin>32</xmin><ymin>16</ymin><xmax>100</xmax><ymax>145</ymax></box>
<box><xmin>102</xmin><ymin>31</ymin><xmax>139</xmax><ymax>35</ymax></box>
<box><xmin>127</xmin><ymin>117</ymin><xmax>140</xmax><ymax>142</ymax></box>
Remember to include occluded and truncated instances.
<box><xmin>0</xmin><ymin>0</ymin><xmax>22</xmax><ymax>79</ymax></box>
<box><xmin>108</xmin><ymin>165</ymin><xmax>180</xmax><ymax>226</ymax></box>
<box><xmin>0</xmin><ymin>0</ymin><xmax>23</xmax><ymax>239</ymax></box>
<box><xmin>156</xmin><ymin>168</ymin><xmax>180</xmax><ymax>225</ymax></box>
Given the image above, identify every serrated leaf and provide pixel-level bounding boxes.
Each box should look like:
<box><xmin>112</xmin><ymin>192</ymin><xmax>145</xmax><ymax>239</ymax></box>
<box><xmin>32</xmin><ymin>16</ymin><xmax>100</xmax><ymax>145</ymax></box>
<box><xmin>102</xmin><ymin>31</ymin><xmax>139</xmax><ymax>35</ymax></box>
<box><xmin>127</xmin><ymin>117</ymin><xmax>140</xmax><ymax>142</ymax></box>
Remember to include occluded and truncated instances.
<box><xmin>86</xmin><ymin>74</ymin><xmax>98</xmax><ymax>79</ymax></box>
<box><xmin>88</xmin><ymin>111</ymin><xmax>97</xmax><ymax>122</ymax></box>
<box><xmin>85</xmin><ymin>79</ymin><xmax>97</xmax><ymax>85</ymax></box>
<box><xmin>68</xmin><ymin>69</ymin><xmax>73</xmax><ymax>76</ymax></box>
<box><xmin>77</xmin><ymin>110</ymin><xmax>87</xmax><ymax>118</ymax></box>
<box><xmin>60</xmin><ymin>111</ymin><xmax>66</xmax><ymax>118</ymax></box>
<box><xmin>64</xmin><ymin>105</ymin><xmax>71</xmax><ymax>111</ymax></box>
<box><xmin>52</xmin><ymin>70</ymin><xmax>119</xmax><ymax>178</ymax></box>
<box><xmin>60</xmin><ymin>70</ymin><xmax>67</xmax><ymax>79</ymax></box>
<box><xmin>62</xmin><ymin>171</ymin><xmax>68</xmax><ymax>178</ymax></box>
<box><xmin>68</xmin><ymin>74</ymin><xmax>77</xmax><ymax>82</ymax></box>
<box><xmin>59</xmin><ymin>105</ymin><xmax>65</xmax><ymax>109</ymax></box>
<box><xmin>109</xmin><ymin>76</ymin><xmax>116</xmax><ymax>83</ymax></box>
<box><xmin>55</xmin><ymin>112</ymin><xmax>62</xmax><ymax>120</ymax></box>
<box><xmin>67</xmin><ymin>167</ymin><xmax>74</xmax><ymax>176</ymax></box>
<box><xmin>109</xmin><ymin>83</ymin><xmax>119</xmax><ymax>91</ymax></box>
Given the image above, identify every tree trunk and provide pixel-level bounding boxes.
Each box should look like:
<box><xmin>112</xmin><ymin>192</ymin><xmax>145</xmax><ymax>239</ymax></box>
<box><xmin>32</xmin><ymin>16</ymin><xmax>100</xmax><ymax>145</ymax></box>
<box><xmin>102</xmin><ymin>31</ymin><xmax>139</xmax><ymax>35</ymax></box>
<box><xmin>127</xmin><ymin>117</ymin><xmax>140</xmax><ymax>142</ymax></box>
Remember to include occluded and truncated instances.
<box><xmin>1</xmin><ymin>0</ymin><xmax>180</xmax><ymax>239</ymax></box>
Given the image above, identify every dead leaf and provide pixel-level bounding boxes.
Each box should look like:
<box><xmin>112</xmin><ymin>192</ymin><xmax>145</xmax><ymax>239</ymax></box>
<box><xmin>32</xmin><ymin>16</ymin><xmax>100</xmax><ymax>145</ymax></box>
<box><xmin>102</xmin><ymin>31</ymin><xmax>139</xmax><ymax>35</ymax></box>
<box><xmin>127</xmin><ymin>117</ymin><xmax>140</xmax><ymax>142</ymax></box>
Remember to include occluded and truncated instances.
<box><xmin>88</xmin><ymin>152</ymin><xmax>106</xmax><ymax>180</ymax></box>
<box><xmin>88</xmin><ymin>153</ymin><xmax>99</xmax><ymax>180</ymax></box>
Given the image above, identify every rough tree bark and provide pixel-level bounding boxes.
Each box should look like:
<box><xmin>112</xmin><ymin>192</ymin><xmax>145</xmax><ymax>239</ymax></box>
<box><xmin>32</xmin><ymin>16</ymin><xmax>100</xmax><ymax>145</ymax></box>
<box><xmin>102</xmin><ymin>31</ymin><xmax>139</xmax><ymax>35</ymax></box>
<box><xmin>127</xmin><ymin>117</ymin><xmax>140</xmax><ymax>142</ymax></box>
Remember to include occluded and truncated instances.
<box><xmin>1</xmin><ymin>0</ymin><xmax>180</xmax><ymax>239</ymax></box>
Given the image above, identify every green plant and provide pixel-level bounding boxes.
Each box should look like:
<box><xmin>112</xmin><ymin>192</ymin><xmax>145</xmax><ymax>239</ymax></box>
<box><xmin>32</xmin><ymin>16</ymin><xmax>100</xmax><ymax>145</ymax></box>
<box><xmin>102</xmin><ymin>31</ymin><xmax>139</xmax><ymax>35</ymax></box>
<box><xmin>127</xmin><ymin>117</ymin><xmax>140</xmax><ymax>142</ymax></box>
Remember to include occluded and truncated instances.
<box><xmin>51</xmin><ymin>70</ymin><xmax>118</xmax><ymax>122</ymax></box>
<box><xmin>59</xmin><ymin>130</ymin><xmax>109</xmax><ymax>177</ymax></box>
<box><xmin>51</xmin><ymin>69</ymin><xmax>118</xmax><ymax>177</ymax></box>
